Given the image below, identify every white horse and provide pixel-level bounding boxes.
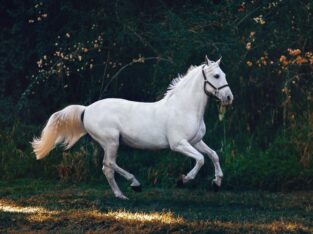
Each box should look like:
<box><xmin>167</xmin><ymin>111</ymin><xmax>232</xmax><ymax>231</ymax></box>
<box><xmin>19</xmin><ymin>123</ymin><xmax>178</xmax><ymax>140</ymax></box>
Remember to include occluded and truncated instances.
<box><xmin>32</xmin><ymin>56</ymin><xmax>233</xmax><ymax>199</ymax></box>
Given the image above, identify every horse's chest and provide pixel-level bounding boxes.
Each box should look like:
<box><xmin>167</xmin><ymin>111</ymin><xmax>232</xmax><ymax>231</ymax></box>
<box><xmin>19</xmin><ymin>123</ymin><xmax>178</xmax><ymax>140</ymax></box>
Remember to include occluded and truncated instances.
<box><xmin>169</xmin><ymin>115</ymin><xmax>206</xmax><ymax>144</ymax></box>
<box><xmin>189</xmin><ymin>121</ymin><xmax>206</xmax><ymax>144</ymax></box>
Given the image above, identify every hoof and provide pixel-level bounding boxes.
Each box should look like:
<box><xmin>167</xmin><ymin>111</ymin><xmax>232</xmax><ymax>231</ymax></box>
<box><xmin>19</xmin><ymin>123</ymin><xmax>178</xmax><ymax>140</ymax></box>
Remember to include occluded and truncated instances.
<box><xmin>176</xmin><ymin>175</ymin><xmax>185</xmax><ymax>188</ymax></box>
<box><xmin>131</xmin><ymin>185</ymin><xmax>142</xmax><ymax>192</ymax></box>
<box><xmin>115</xmin><ymin>194</ymin><xmax>129</xmax><ymax>200</ymax></box>
<box><xmin>212</xmin><ymin>181</ymin><xmax>220</xmax><ymax>193</ymax></box>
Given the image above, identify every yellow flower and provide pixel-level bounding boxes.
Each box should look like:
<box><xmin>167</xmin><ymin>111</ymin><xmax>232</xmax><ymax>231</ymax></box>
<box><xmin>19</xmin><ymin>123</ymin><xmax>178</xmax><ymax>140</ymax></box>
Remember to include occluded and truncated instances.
<box><xmin>246</xmin><ymin>61</ymin><xmax>253</xmax><ymax>67</ymax></box>
<box><xmin>253</xmin><ymin>15</ymin><xmax>266</xmax><ymax>25</ymax></box>
<box><xmin>36</xmin><ymin>59</ymin><xmax>43</xmax><ymax>68</ymax></box>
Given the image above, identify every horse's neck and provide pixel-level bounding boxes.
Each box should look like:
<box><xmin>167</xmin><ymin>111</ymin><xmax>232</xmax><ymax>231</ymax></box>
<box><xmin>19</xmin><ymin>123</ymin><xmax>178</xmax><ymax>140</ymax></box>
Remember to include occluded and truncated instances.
<box><xmin>168</xmin><ymin>67</ymin><xmax>208</xmax><ymax>118</ymax></box>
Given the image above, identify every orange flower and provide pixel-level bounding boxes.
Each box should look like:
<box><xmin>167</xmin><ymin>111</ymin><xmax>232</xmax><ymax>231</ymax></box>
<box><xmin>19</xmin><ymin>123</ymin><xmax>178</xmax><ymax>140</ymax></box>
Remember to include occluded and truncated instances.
<box><xmin>288</xmin><ymin>48</ymin><xmax>301</xmax><ymax>56</ymax></box>
<box><xmin>262</xmin><ymin>60</ymin><xmax>267</xmax><ymax>65</ymax></box>
<box><xmin>246</xmin><ymin>42</ymin><xmax>251</xmax><ymax>50</ymax></box>
<box><xmin>279</xmin><ymin>55</ymin><xmax>286</xmax><ymax>62</ymax></box>
<box><xmin>279</xmin><ymin>55</ymin><xmax>289</xmax><ymax>66</ymax></box>
<box><xmin>304</xmin><ymin>52</ymin><xmax>313</xmax><ymax>64</ymax></box>
<box><xmin>305</xmin><ymin>52</ymin><xmax>312</xmax><ymax>58</ymax></box>
<box><xmin>295</xmin><ymin>56</ymin><xmax>308</xmax><ymax>64</ymax></box>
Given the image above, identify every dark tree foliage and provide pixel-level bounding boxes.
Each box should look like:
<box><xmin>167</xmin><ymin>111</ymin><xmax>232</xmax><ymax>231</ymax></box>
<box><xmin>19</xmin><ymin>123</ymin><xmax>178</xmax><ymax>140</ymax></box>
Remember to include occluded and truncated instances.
<box><xmin>0</xmin><ymin>0</ymin><xmax>312</xmax><ymax>190</ymax></box>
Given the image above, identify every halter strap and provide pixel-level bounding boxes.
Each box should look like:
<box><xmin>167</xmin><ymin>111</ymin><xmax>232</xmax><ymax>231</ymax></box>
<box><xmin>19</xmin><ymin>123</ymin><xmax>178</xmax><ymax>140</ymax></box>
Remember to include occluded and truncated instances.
<box><xmin>202</xmin><ymin>65</ymin><xmax>229</xmax><ymax>97</ymax></box>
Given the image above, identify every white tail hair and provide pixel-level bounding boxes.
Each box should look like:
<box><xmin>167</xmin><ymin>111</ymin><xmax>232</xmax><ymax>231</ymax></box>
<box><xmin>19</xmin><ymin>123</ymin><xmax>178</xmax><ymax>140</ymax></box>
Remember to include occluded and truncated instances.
<box><xmin>32</xmin><ymin>105</ymin><xmax>87</xmax><ymax>160</ymax></box>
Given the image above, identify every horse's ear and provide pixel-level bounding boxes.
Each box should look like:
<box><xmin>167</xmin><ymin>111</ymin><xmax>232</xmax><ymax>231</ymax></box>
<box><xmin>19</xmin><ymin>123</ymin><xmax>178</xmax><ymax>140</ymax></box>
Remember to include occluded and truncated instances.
<box><xmin>216</xmin><ymin>57</ymin><xmax>222</xmax><ymax>65</ymax></box>
<box><xmin>205</xmin><ymin>55</ymin><xmax>212</xmax><ymax>65</ymax></box>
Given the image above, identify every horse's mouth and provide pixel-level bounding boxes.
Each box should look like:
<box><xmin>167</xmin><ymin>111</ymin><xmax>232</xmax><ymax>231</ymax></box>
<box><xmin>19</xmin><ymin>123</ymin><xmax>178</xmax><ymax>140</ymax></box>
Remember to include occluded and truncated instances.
<box><xmin>221</xmin><ymin>101</ymin><xmax>232</xmax><ymax>106</ymax></box>
<box><xmin>220</xmin><ymin>99</ymin><xmax>233</xmax><ymax>106</ymax></box>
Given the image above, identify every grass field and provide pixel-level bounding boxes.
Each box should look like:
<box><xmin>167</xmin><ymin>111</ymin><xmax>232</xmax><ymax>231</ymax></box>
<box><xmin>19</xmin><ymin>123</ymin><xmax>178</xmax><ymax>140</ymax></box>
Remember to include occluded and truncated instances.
<box><xmin>0</xmin><ymin>179</ymin><xmax>312</xmax><ymax>233</ymax></box>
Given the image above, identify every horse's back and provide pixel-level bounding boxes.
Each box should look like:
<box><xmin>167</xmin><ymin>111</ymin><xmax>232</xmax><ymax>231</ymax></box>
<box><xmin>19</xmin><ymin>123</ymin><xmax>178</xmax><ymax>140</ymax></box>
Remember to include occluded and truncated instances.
<box><xmin>83</xmin><ymin>98</ymin><xmax>169</xmax><ymax>149</ymax></box>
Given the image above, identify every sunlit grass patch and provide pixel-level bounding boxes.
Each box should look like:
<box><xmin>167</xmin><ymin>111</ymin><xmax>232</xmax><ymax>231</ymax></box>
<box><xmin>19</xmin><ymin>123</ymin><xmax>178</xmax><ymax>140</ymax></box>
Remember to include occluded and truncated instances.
<box><xmin>0</xmin><ymin>198</ymin><xmax>59</xmax><ymax>222</ymax></box>
<box><xmin>200</xmin><ymin>220</ymin><xmax>311</xmax><ymax>233</ymax></box>
<box><xmin>102</xmin><ymin>210</ymin><xmax>183</xmax><ymax>224</ymax></box>
<box><xmin>0</xmin><ymin>197</ymin><xmax>184</xmax><ymax>225</ymax></box>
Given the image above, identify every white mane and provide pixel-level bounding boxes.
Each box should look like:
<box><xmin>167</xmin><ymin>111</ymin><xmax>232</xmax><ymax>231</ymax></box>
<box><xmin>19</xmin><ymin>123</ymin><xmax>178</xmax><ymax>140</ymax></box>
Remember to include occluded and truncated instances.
<box><xmin>164</xmin><ymin>65</ymin><xmax>199</xmax><ymax>98</ymax></box>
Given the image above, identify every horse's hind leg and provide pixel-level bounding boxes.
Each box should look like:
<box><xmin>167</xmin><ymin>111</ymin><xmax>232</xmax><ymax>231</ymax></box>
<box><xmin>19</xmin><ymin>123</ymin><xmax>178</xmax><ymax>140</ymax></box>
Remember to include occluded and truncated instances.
<box><xmin>109</xmin><ymin>162</ymin><xmax>141</xmax><ymax>191</ymax></box>
<box><xmin>103</xmin><ymin>142</ymin><xmax>141</xmax><ymax>192</ymax></box>
<box><xmin>102</xmin><ymin>164</ymin><xmax>128</xmax><ymax>199</ymax></box>
<box><xmin>100</xmin><ymin>134</ymin><xmax>141</xmax><ymax>196</ymax></box>
<box><xmin>102</xmin><ymin>143</ymin><xmax>128</xmax><ymax>199</ymax></box>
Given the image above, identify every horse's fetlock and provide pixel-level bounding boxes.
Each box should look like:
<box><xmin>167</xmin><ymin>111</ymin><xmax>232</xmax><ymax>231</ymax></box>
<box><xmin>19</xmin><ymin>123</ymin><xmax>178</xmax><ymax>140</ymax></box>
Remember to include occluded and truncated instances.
<box><xmin>127</xmin><ymin>174</ymin><xmax>135</xmax><ymax>181</ymax></box>
<box><xmin>187</xmin><ymin>174</ymin><xmax>195</xmax><ymax>181</ymax></box>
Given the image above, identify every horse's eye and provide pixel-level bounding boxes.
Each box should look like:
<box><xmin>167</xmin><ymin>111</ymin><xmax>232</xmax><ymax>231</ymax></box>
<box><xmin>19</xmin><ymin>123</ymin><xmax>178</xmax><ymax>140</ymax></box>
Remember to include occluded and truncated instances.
<box><xmin>214</xmin><ymin>74</ymin><xmax>220</xmax><ymax>79</ymax></box>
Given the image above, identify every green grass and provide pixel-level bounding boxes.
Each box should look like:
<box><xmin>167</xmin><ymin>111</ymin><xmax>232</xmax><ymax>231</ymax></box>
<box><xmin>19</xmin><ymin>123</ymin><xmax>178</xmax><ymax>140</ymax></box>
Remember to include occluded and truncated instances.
<box><xmin>0</xmin><ymin>179</ymin><xmax>312</xmax><ymax>233</ymax></box>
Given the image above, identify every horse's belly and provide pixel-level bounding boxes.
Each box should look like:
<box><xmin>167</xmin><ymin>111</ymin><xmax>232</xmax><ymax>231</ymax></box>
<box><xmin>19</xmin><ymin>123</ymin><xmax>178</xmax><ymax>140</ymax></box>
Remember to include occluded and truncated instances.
<box><xmin>121</xmin><ymin>126</ymin><xmax>168</xmax><ymax>150</ymax></box>
<box><xmin>121</xmin><ymin>134</ymin><xmax>168</xmax><ymax>149</ymax></box>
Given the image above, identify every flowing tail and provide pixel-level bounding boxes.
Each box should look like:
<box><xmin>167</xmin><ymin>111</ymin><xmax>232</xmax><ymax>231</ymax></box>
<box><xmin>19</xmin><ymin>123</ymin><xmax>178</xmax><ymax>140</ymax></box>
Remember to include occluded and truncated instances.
<box><xmin>31</xmin><ymin>105</ymin><xmax>87</xmax><ymax>160</ymax></box>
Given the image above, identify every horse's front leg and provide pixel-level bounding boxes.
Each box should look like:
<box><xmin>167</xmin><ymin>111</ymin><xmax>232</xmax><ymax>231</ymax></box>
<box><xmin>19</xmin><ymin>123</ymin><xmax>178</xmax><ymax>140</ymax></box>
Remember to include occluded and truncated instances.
<box><xmin>194</xmin><ymin>140</ymin><xmax>223</xmax><ymax>191</ymax></box>
<box><xmin>171</xmin><ymin>139</ymin><xmax>205</xmax><ymax>184</ymax></box>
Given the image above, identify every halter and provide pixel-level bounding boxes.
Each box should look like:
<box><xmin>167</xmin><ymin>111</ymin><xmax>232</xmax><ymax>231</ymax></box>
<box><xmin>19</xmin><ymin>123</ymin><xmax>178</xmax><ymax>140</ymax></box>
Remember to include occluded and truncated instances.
<box><xmin>202</xmin><ymin>65</ymin><xmax>229</xmax><ymax>98</ymax></box>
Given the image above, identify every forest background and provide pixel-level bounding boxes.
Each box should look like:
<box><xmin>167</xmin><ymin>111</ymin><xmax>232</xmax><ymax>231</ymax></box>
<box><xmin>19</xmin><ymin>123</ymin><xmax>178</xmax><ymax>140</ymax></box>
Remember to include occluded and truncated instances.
<box><xmin>1</xmin><ymin>0</ymin><xmax>312</xmax><ymax>191</ymax></box>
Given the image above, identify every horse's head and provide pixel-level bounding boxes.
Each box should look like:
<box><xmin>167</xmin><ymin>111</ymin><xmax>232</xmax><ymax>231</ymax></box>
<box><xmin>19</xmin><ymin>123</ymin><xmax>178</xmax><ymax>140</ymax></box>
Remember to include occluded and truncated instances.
<box><xmin>202</xmin><ymin>56</ymin><xmax>233</xmax><ymax>106</ymax></box>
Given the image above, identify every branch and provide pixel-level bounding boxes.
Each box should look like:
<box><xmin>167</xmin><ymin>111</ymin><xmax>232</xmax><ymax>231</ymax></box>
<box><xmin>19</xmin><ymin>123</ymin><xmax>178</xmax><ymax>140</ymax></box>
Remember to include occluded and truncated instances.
<box><xmin>98</xmin><ymin>51</ymin><xmax>110</xmax><ymax>99</ymax></box>
<box><xmin>103</xmin><ymin>56</ymin><xmax>173</xmax><ymax>92</ymax></box>
<box><xmin>115</xmin><ymin>0</ymin><xmax>160</xmax><ymax>55</ymax></box>
<box><xmin>233</xmin><ymin>7</ymin><xmax>260</xmax><ymax>28</ymax></box>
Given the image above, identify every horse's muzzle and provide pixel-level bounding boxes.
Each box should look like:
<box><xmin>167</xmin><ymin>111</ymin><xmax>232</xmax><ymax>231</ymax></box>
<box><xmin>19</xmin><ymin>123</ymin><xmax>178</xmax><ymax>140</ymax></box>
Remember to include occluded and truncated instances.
<box><xmin>220</xmin><ymin>89</ymin><xmax>233</xmax><ymax>106</ymax></box>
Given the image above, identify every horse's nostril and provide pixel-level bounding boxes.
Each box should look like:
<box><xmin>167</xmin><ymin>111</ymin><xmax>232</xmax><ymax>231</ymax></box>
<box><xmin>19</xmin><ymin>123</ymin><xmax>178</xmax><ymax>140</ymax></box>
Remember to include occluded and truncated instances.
<box><xmin>227</xmin><ymin>95</ymin><xmax>231</xmax><ymax>101</ymax></box>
